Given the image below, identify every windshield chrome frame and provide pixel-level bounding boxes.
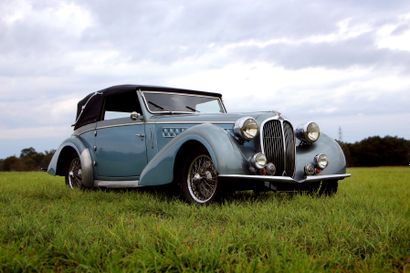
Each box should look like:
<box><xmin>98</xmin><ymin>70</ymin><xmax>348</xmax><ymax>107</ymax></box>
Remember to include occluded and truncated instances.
<box><xmin>140</xmin><ymin>90</ymin><xmax>227</xmax><ymax>114</ymax></box>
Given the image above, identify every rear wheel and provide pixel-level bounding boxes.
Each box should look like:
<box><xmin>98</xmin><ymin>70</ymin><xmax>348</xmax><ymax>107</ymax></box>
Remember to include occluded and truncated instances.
<box><xmin>179</xmin><ymin>152</ymin><xmax>219</xmax><ymax>204</ymax></box>
<box><xmin>65</xmin><ymin>156</ymin><xmax>84</xmax><ymax>189</ymax></box>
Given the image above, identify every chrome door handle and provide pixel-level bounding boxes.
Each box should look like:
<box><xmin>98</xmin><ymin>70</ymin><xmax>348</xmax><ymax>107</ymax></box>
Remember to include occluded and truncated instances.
<box><xmin>136</xmin><ymin>133</ymin><xmax>145</xmax><ymax>138</ymax></box>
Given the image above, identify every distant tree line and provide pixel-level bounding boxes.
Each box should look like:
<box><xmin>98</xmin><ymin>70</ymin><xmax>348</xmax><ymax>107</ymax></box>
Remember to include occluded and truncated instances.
<box><xmin>339</xmin><ymin>136</ymin><xmax>410</xmax><ymax>167</ymax></box>
<box><xmin>0</xmin><ymin>136</ymin><xmax>409</xmax><ymax>171</ymax></box>
<box><xmin>0</xmin><ymin>147</ymin><xmax>55</xmax><ymax>171</ymax></box>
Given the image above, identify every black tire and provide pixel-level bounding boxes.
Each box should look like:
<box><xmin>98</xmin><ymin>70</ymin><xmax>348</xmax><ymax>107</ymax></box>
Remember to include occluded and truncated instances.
<box><xmin>178</xmin><ymin>151</ymin><xmax>219</xmax><ymax>204</ymax></box>
<box><xmin>65</xmin><ymin>156</ymin><xmax>84</xmax><ymax>189</ymax></box>
<box><xmin>317</xmin><ymin>180</ymin><xmax>338</xmax><ymax>196</ymax></box>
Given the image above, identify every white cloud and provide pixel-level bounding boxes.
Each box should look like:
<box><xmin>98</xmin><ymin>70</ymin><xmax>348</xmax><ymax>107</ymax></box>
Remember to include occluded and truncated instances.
<box><xmin>308</xmin><ymin>18</ymin><xmax>373</xmax><ymax>43</ymax></box>
<box><xmin>376</xmin><ymin>13</ymin><xmax>410</xmax><ymax>51</ymax></box>
<box><xmin>1</xmin><ymin>0</ymin><xmax>410</xmax><ymax>157</ymax></box>
<box><xmin>2</xmin><ymin>0</ymin><xmax>94</xmax><ymax>36</ymax></box>
<box><xmin>214</xmin><ymin>18</ymin><xmax>373</xmax><ymax>49</ymax></box>
<box><xmin>1</xmin><ymin>0</ymin><xmax>31</xmax><ymax>25</ymax></box>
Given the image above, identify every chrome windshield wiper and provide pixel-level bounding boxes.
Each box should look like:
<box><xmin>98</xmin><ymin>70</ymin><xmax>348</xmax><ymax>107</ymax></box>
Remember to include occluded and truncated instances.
<box><xmin>148</xmin><ymin>101</ymin><xmax>198</xmax><ymax>114</ymax></box>
<box><xmin>185</xmin><ymin>106</ymin><xmax>200</xmax><ymax>112</ymax></box>
<box><xmin>148</xmin><ymin>101</ymin><xmax>168</xmax><ymax>111</ymax></box>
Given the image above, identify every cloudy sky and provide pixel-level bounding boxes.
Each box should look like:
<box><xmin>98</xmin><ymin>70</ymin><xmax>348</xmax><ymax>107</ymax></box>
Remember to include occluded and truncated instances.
<box><xmin>1</xmin><ymin>0</ymin><xmax>410</xmax><ymax>158</ymax></box>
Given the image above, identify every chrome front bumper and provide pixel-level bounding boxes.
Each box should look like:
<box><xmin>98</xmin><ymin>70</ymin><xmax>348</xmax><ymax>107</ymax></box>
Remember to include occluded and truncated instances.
<box><xmin>218</xmin><ymin>173</ymin><xmax>351</xmax><ymax>183</ymax></box>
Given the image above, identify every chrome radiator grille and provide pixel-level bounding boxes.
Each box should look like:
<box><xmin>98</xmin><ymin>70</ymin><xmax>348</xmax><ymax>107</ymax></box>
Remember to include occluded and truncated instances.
<box><xmin>261</xmin><ymin>120</ymin><xmax>296</xmax><ymax>177</ymax></box>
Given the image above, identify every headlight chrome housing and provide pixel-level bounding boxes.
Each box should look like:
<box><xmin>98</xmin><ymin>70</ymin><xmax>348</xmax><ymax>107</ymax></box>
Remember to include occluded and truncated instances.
<box><xmin>296</xmin><ymin>121</ymin><xmax>320</xmax><ymax>144</ymax></box>
<box><xmin>250</xmin><ymin>153</ymin><xmax>267</xmax><ymax>169</ymax></box>
<box><xmin>314</xmin><ymin>153</ymin><xmax>329</xmax><ymax>169</ymax></box>
<box><xmin>234</xmin><ymin>117</ymin><xmax>259</xmax><ymax>141</ymax></box>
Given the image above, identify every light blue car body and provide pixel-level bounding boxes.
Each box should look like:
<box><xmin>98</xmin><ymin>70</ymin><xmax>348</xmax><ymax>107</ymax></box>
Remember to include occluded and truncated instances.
<box><xmin>48</xmin><ymin>85</ymin><xmax>349</xmax><ymax>190</ymax></box>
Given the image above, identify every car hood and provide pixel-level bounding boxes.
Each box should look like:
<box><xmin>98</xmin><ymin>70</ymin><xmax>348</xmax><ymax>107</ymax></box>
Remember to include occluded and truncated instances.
<box><xmin>146</xmin><ymin>111</ymin><xmax>284</xmax><ymax>125</ymax></box>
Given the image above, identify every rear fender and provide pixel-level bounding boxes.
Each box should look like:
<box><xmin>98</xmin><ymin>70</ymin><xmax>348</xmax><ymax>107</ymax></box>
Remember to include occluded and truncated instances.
<box><xmin>47</xmin><ymin>136</ymin><xmax>94</xmax><ymax>187</ymax></box>
<box><xmin>139</xmin><ymin>123</ymin><xmax>245</xmax><ymax>186</ymax></box>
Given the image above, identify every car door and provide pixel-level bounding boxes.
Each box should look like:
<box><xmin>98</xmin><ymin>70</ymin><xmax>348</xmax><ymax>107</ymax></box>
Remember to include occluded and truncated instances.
<box><xmin>94</xmin><ymin>91</ymin><xmax>147</xmax><ymax>179</ymax></box>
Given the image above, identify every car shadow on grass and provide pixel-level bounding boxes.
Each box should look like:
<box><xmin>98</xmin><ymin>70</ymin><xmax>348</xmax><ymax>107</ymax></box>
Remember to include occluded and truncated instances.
<box><xmin>97</xmin><ymin>185</ymin><xmax>299</xmax><ymax>205</ymax></box>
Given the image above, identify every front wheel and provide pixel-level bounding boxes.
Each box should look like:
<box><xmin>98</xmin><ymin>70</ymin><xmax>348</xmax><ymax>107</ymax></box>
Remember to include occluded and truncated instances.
<box><xmin>65</xmin><ymin>156</ymin><xmax>84</xmax><ymax>189</ymax></box>
<box><xmin>317</xmin><ymin>180</ymin><xmax>338</xmax><ymax>196</ymax></box>
<box><xmin>179</xmin><ymin>153</ymin><xmax>219</xmax><ymax>204</ymax></box>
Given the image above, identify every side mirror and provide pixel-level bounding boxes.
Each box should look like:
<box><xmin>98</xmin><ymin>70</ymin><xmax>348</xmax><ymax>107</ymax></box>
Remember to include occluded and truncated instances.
<box><xmin>130</xmin><ymin>111</ymin><xmax>142</xmax><ymax>121</ymax></box>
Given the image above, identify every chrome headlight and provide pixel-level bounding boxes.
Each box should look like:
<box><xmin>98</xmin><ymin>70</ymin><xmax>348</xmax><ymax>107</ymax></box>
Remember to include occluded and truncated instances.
<box><xmin>314</xmin><ymin>153</ymin><xmax>328</xmax><ymax>169</ymax></box>
<box><xmin>234</xmin><ymin>117</ymin><xmax>258</xmax><ymax>141</ymax></box>
<box><xmin>296</xmin><ymin>121</ymin><xmax>320</xmax><ymax>144</ymax></box>
<box><xmin>250</xmin><ymin>153</ymin><xmax>267</xmax><ymax>169</ymax></box>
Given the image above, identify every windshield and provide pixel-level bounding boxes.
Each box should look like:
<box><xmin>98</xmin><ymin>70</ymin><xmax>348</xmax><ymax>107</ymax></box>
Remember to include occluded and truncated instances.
<box><xmin>143</xmin><ymin>91</ymin><xmax>225</xmax><ymax>114</ymax></box>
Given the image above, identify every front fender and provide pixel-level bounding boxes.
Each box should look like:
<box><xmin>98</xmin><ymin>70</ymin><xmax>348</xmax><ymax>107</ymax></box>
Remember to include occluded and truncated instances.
<box><xmin>47</xmin><ymin>136</ymin><xmax>94</xmax><ymax>187</ymax></box>
<box><xmin>139</xmin><ymin>123</ymin><xmax>246</xmax><ymax>186</ymax></box>
<box><xmin>294</xmin><ymin>133</ymin><xmax>347</xmax><ymax>180</ymax></box>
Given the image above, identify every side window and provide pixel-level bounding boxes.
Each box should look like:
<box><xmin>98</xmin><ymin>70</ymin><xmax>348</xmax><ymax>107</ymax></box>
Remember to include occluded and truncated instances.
<box><xmin>102</xmin><ymin>91</ymin><xmax>142</xmax><ymax>121</ymax></box>
<box><xmin>104</xmin><ymin>111</ymin><xmax>131</xmax><ymax>120</ymax></box>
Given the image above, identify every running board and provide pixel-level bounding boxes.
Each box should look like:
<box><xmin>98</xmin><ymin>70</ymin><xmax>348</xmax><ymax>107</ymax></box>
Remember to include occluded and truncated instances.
<box><xmin>95</xmin><ymin>180</ymin><xmax>140</xmax><ymax>188</ymax></box>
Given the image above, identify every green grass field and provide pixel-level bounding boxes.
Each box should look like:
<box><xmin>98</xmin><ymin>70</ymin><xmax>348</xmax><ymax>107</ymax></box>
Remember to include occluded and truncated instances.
<box><xmin>0</xmin><ymin>168</ymin><xmax>409</xmax><ymax>272</ymax></box>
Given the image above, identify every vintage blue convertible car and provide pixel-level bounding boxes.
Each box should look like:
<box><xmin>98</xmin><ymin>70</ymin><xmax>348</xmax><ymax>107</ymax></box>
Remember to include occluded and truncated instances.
<box><xmin>48</xmin><ymin>85</ymin><xmax>350</xmax><ymax>204</ymax></box>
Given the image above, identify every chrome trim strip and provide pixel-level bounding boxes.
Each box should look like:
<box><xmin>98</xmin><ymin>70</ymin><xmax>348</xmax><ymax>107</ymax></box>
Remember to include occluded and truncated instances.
<box><xmin>73</xmin><ymin>123</ymin><xmax>96</xmax><ymax>136</ymax></box>
<box><xmin>96</xmin><ymin>122</ymin><xmax>143</xmax><ymax>130</ymax></box>
<box><xmin>95</xmin><ymin>180</ymin><xmax>140</xmax><ymax>188</ymax></box>
<box><xmin>140</xmin><ymin>90</ymin><xmax>227</xmax><ymax>114</ymax></box>
<box><xmin>75</xmin><ymin>121</ymin><xmax>234</xmax><ymax>134</ymax></box>
<box><xmin>145</xmin><ymin>121</ymin><xmax>235</xmax><ymax>124</ymax></box>
<box><xmin>218</xmin><ymin>173</ymin><xmax>351</xmax><ymax>183</ymax></box>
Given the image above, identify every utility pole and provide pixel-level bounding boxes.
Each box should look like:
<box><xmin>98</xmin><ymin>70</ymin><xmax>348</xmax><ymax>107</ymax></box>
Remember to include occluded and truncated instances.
<box><xmin>338</xmin><ymin>126</ymin><xmax>343</xmax><ymax>142</ymax></box>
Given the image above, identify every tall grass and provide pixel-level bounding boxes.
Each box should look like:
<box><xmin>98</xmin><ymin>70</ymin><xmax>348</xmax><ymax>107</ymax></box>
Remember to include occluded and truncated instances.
<box><xmin>0</xmin><ymin>167</ymin><xmax>409</xmax><ymax>272</ymax></box>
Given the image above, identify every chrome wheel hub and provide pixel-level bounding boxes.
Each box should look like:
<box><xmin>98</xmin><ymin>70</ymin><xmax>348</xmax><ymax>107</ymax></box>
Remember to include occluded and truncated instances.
<box><xmin>68</xmin><ymin>158</ymin><xmax>82</xmax><ymax>188</ymax></box>
<box><xmin>187</xmin><ymin>155</ymin><xmax>218</xmax><ymax>203</ymax></box>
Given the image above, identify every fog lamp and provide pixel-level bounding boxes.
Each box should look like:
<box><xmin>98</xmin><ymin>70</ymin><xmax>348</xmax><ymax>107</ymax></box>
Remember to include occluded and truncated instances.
<box><xmin>250</xmin><ymin>153</ymin><xmax>267</xmax><ymax>169</ymax></box>
<box><xmin>265</xmin><ymin>163</ymin><xmax>276</xmax><ymax>175</ymax></box>
<box><xmin>304</xmin><ymin>163</ymin><xmax>315</xmax><ymax>175</ymax></box>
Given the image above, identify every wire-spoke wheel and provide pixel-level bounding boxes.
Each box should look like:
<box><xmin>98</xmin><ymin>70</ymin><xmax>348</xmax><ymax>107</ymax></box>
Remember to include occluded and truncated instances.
<box><xmin>180</xmin><ymin>152</ymin><xmax>219</xmax><ymax>204</ymax></box>
<box><xmin>65</xmin><ymin>156</ymin><xmax>83</xmax><ymax>189</ymax></box>
<box><xmin>316</xmin><ymin>180</ymin><xmax>338</xmax><ymax>196</ymax></box>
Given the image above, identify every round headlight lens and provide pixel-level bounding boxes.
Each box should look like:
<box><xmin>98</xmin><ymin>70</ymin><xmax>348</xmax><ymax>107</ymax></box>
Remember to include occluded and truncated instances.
<box><xmin>251</xmin><ymin>153</ymin><xmax>267</xmax><ymax>169</ymax></box>
<box><xmin>306</xmin><ymin>122</ymin><xmax>320</xmax><ymax>142</ymax></box>
<box><xmin>234</xmin><ymin>117</ymin><xmax>259</xmax><ymax>140</ymax></box>
<box><xmin>296</xmin><ymin>121</ymin><xmax>320</xmax><ymax>144</ymax></box>
<box><xmin>314</xmin><ymin>153</ymin><xmax>328</xmax><ymax>169</ymax></box>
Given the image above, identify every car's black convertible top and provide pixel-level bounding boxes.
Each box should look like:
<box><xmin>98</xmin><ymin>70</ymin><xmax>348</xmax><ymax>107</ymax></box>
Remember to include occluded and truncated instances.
<box><xmin>74</xmin><ymin>84</ymin><xmax>222</xmax><ymax>129</ymax></box>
